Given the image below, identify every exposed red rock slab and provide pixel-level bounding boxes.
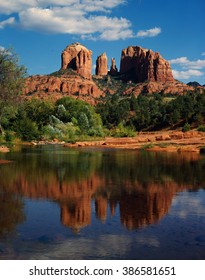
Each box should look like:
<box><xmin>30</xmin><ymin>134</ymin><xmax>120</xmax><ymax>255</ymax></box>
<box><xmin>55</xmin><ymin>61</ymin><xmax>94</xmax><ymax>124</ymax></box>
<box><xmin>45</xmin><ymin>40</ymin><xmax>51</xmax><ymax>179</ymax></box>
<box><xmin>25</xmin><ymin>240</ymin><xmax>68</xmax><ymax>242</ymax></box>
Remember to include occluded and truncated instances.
<box><xmin>64</xmin><ymin>130</ymin><xmax>205</xmax><ymax>154</ymax></box>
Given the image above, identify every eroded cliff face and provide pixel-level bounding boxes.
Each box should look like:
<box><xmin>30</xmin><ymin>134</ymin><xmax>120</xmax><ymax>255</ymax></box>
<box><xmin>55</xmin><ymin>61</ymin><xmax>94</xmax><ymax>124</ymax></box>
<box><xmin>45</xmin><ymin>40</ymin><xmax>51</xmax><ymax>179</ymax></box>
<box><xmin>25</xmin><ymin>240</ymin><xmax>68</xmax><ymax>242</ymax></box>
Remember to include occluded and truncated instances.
<box><xmin>23</xmin><ymin>43</ymin><xmax>201</xmax><ymax>103</ymax></box>
<box><xmin>120</xmin><ymin>46</ymin><xmax>174</xmax><ymax>83</ymax></box>
<box><xmin>95</xmin><ymin>53</ymin><xmax>108</xmax><ymax>76</ymax></box>
<box><xmin>24</xmin><ymin>74</ymin><xmax>105</xmax><ymax>104</ymax></box>
<box><xmin>61</xmin><ymin>42</ymin><xmax>92</xmax><ymax>80</ymax></box>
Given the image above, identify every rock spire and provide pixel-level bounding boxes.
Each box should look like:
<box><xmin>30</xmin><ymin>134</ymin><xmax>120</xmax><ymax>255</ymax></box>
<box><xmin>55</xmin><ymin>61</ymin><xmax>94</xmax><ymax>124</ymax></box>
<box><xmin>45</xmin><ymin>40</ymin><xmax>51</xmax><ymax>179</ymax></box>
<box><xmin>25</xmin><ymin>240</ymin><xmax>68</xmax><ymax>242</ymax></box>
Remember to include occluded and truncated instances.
<box><xmin>95</xmin><ymin>52</ymin><xmax>108</xmax><ymax>76</ymax></box>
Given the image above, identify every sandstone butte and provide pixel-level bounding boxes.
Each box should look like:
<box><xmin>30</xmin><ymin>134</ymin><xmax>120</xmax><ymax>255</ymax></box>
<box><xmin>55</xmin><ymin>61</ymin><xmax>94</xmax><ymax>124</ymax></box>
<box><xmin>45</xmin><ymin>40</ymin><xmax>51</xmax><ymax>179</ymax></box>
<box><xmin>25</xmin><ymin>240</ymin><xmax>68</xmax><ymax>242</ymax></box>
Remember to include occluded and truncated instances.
<box><xmin>23</xmin><ymin>42</ymin><xmax>204</xmax><ymax>104</ymax></box>
<box><xmin>95</xmin><ymin>52</ymin><xmax>108</xmax><ymax>76</ymax></box>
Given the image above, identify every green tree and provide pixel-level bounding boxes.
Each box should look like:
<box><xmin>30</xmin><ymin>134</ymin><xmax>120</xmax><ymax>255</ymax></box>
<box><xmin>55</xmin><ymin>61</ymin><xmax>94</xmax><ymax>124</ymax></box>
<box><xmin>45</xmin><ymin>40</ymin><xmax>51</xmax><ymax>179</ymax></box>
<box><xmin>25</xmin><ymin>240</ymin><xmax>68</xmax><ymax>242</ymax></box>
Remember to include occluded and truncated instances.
<box><xmin>23</xmin><ymin>99</ymin><xmax>55</xmax><ymax>128</ymax></box>
<box><xmin>78</xmin><ymin>112</ymin><xmax>90</xmax><ymax>132</ymax></box>
<box><xmin>0</xmin><ymin>48</ymin><xmax>27</xmax><ymax>134</ymax></box>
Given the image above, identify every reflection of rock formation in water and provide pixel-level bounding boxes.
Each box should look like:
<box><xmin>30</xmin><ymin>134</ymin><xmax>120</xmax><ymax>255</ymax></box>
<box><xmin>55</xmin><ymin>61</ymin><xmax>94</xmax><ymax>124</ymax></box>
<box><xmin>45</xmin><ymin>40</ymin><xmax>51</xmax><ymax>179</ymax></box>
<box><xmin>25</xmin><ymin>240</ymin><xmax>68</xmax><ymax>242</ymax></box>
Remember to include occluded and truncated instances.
<box><xmin>119</xmin><ymin>187</ymin><xmax>173</xmax><ymax>230</ymax></box>
<box><xmin>0</xmin><ymin>171</ymin><xmax>186</xmax><ymax>232</ymax></box>
<box><xmin>61</xmin><ymin>198</ymin><xmax>91</xmax><ymax>232</ymax></box>
<box><xmin>0</xmin><ymin>150</ymin><xmax>204</xmax><ymax>233</ymax></box>
<box><xmin>0</xmin><ymin>192</ymin><xmax>25</xmax><ymax>237</ymax></box>
<box><xmin>95</xmin><ymin>197</ymin><xmax>108</xmax><ymax>222</ymax></box>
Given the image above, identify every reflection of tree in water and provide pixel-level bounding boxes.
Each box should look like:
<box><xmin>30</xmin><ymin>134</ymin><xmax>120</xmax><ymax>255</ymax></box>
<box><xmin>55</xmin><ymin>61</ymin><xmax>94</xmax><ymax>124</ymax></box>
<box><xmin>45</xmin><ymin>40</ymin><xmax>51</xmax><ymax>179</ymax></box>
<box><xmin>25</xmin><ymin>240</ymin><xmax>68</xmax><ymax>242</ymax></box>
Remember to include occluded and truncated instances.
<box><xmin>0</xmin><ymin>191</ymin><xmax>25</xmax><ymax>237</ymax></box>
<box><xmin>0</xmin><ymin>147</ymin><xmax>205</xmax><ymax>233</ymax></box>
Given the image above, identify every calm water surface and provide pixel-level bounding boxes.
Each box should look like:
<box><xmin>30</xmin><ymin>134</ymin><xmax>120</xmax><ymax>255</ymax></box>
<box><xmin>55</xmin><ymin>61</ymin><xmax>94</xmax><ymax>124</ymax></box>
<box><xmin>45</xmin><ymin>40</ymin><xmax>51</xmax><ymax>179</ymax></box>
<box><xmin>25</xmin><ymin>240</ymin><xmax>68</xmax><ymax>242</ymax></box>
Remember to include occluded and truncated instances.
<box><xmin>0</xmin><ymin>145</ymin><xmax>205</xmax><ymax>259</ymax></box>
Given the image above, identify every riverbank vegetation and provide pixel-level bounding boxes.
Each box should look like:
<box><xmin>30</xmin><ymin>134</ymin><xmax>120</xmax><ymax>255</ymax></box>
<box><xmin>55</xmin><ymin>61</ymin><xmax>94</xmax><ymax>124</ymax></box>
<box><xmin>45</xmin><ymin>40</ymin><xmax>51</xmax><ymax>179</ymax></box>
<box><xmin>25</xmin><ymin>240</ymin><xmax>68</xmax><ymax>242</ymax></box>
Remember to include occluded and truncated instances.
<box><xmin>1</xmin><ymin>90</ymin><xmax>205</xmax><ymax>143</ymax></box>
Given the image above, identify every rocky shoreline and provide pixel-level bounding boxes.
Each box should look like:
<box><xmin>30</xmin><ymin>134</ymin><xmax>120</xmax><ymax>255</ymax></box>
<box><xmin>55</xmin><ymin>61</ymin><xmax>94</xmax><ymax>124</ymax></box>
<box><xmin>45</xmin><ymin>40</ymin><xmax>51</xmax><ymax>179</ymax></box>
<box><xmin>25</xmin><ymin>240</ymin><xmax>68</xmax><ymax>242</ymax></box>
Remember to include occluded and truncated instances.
<box><xmin>64</xmin><ymin>130</ymin><xmax>205</xmax><ymax>153</ymax></box>
<box><xmin>1</xmin><ymin>130</ymin><xmax>205</xmax><ymax>155</ymax></box>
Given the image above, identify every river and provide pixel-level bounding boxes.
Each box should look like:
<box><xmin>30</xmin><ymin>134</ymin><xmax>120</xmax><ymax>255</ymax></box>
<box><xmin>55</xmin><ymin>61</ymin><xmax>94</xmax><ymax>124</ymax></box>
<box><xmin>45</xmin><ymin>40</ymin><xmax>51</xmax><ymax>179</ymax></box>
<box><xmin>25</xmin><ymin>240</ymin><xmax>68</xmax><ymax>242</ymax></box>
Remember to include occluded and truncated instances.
<box><xmin>0</xmin><ymin>145</ymin><xmax>205</xmax><ymax>259</ymax></box>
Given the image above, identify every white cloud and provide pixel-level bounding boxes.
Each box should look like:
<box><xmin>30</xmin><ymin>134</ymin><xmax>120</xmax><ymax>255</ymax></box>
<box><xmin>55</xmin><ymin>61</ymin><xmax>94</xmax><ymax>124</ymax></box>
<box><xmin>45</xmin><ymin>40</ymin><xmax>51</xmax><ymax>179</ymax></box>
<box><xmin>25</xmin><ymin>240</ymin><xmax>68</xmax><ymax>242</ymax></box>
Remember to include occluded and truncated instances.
<box><xmin>0</xmin><ymin>0</ymin><xmax>160</xmax><ymax>41</ymax></box>
<box><xmin>0</xmin><ymin>17</ymin><xmax>15</xmax><ymax>29</ymax></box>
<box><xmin>169</xmin><ymin>57</ymin><xmax>205</xmax><ymax>70</ymax></box>
<box><xmin>18</xmin><ymin>7</ymin><xmax>132</xmax><ymax>40</ymax></box>
<box><xmin>169</xmin><ymin>57</ymin><xmax>189</xmax><ymax>64</ymax></box>
<box><xmin>201</xmin><ymin>52</ymin><xmax>205</xmax><ymax>56</ymax></box>
<box><xmin>136</xmin><ymin>27</ymin><xmax>161</xmax><ymax>38</ymax></box>
<box><xmin>172</xmin><ymin>69</ymin><xmax>204</xmax><ymax>80</ymax></box>
<box><xmin>0</xmin><ymin>0</ymin><xmax>37</xmax><ymax>14</ymax></box>
<box><xmin>169</xmin><ymin>56</ymin><xmax>205</xmax><ymax>81</ymax></box>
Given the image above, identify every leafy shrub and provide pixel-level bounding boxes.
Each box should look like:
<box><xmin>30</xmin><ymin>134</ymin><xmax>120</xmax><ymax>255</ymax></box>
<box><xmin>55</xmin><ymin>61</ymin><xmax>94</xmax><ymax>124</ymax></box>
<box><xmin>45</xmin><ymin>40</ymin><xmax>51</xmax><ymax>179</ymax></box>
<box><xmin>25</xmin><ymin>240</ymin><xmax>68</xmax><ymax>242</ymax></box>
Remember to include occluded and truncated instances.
<box><xmin>15</xmin><ymin>118</ymin><xmax>40</xmax><ymax>141</ymax></box>
<box><xmin>182</xmin><ymin>123</ymin><xmax>191</xmax><ymax>132</ymax></box>
<box><xmin>88</xmin><ymin>127</ymin><xmax>104</xmax><ymax>137</ymax></box>
<box><xmin>42</xmin><ymin>125</ymin><xmax>62</xmax><ymax>140</ymax></box>
<box><xmin>197</xmin><ymin>125</ymin><xmax>205</xmax><ymax>132</ymax></box>
<box><xmin>4</xmin><ymin>131</ymin><xmax>14</xmax><ymax>142</ymax></box>
<box><xmin>111</xmin><ymin>123</ymin><xmax>136</xmax><ymax>137</ymax></box>
<box><xmin>42</xmin><ymin>122</ymin><xmax>80</xmax><ymax>141</ymax></box>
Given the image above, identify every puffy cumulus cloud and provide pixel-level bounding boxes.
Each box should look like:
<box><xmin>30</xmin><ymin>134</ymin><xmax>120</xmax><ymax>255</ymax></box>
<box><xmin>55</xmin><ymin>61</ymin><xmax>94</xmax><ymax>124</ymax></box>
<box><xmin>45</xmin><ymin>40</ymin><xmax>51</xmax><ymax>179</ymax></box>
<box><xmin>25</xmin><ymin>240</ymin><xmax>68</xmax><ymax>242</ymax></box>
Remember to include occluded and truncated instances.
<box><xmin>99</xmin><ymin>27</ymin><xmax>134</xmax><ymax>41</ymax></box>
<box><xmin>0</xmin><ymin>0</ymin><xmax>160</xmax><ymax>41</ymax></box>
<box><xmin>0</xmin><ymin>0</ymin><xmax>37</xmax><ymax>14</ymax></box>
<box><xmin>136</xmin><ymin>27</ymin><xmax>161</xmax><ymax>38</ymax></box>
<box><xmin>0</xmin><ymin>0</ymin><xmax>126</xmax><ymax>13</ymax></box>
<box><xmin>169</xmin><ymin>57</ymin><xmax>205</xmax><ymax>70</ymax></box>
<box><xmin>172</xmin><ymin>69</ymin><xmax>204</xmax><ymax>80</ymax></box>
<box><xmin>19</xmin><ymin>7</ymin><xmax>132</xmax><ymax>39</ymax></box>
<box><xmin>169</xmin><ymin>56</ymin><xmax>205</xmax><ymax>80</ymax></box>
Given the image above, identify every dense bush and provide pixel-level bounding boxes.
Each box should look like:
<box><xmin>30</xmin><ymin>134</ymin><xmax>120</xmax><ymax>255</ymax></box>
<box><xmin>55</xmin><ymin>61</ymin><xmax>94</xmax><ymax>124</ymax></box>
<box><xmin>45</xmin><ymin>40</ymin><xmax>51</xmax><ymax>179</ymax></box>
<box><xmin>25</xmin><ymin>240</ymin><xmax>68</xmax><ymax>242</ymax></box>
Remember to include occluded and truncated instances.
<box><xmin>15</xmin><ymin>118</ymin><xmax>40</xmax><ymax>141</ymax></box>
<box><xmin>111</xmin><ymin>122</ymin><xmax>136</xmax><ymax>137</ymax></box>
<box><xmin>182</xmin><ymin>123</ymin><xmax>191</xmax><ymax>132</ymax></box>
<box><xmin>197</xmin><ymin>125</ymin><xmax>205</xmax><ymax>132</ymax></box>
<box><xmin>96</xmin><ymin>91</ymin><xmax>205</xmax><ymax>132</ymax></box>
<box><xmin>3</xmin><ymin>97</ymin><xmax>104</xmax><ymax>141</ymax></box>
<box><xmin>1</xmin><ymin>89</ymin><xmax>205</xmax><ymax>142</ymax></box>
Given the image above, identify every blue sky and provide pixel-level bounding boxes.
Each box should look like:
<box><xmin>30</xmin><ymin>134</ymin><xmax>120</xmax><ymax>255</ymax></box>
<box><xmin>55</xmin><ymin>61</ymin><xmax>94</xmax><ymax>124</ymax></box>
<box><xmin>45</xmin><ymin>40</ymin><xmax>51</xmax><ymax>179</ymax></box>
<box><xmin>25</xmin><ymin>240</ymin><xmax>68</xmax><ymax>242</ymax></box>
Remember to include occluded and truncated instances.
<box><xmin>0</xmin><ymin>0</ymin><xmax>205</xmax><ymax>84</ymax></box>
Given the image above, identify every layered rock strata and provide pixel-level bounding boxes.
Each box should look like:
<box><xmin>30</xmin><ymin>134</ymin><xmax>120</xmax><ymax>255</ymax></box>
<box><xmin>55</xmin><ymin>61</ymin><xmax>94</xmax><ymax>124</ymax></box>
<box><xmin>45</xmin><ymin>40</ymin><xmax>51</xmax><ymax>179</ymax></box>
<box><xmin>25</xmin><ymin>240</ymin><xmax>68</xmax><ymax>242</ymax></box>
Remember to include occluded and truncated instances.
<box><xmin>120</xmin><ymin>46</ymin><xmax>174</xmax><ymax>83</ymax></box>
<box><xmin>23</xmin><ymin>43</ymin><xmax>200</xmax><ymax>103</ymax></box>
<box><xmin>24</xmin><ymin>75</ymin><xmax>105</xmax><ymax>104</ymax></box>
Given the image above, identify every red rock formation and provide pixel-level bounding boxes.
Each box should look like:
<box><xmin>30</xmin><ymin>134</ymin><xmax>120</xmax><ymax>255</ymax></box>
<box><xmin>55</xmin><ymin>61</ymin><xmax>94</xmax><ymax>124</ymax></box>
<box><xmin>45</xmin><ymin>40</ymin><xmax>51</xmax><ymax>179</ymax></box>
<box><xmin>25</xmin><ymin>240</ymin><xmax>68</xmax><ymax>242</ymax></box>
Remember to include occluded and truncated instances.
<box><xmin>109</xmin><ymin>58</ymin><xmax>118</xmax><ymax>76</ymax></box>
<box><xmin>96</xmin><ymin>53</ymin><xmax>108</xmax><ymax>76</ymax></box>
<box><xmin>61</xmin><ymin>42</ymin><xmax>92</xmax><ymax>79</ymax></box>
<box><xmin>122</xmin><ymin>80</ymin><xmax>197</xmax><ymax>96</ymax></box>
<box><xmin>120</xmin><ymin>46</ymin><xmax>174</xmax><ymax>83</ymax></box>
<box><xmin>23</xmin><ymin>74</ymin><xmax>105</xmax><ymax>104</ymax></box>
<box><xmin>23</xmin><ymin>43</ymin><xmax>201</xmax><ymax>103</ymax></box>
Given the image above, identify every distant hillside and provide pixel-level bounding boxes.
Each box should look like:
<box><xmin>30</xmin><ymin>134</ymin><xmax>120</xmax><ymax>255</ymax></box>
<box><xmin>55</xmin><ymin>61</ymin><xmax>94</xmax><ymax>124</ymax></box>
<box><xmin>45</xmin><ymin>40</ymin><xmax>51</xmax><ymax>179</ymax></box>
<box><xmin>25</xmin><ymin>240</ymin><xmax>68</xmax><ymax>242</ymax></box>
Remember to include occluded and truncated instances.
<box><xmin>187</xmin><ymin>81</ymin><xmax>201</xmax><ymax>87</ymax></box>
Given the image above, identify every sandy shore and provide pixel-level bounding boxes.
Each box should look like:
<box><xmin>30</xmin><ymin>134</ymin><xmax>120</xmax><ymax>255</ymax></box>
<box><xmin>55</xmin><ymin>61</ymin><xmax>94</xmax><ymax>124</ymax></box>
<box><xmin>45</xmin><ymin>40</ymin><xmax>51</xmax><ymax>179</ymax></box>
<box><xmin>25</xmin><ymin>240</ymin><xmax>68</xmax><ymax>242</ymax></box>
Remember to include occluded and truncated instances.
<box><xmin>64</xmin><ymin>130</ymin><xmax>205</xmax><ymax>153</ymax></box>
